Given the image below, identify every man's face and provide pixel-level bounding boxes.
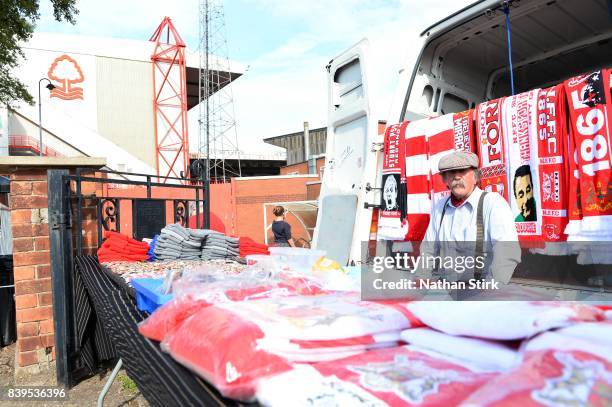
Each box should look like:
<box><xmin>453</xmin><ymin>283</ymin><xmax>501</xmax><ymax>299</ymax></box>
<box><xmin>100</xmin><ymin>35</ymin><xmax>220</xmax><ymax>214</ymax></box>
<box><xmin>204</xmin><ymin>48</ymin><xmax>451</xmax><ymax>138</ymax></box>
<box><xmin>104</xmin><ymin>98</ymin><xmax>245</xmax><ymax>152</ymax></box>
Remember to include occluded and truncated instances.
<box><xmin>383</xmin><ymin>176</ymin><xmax>398</xmax><ymax>210</ymax></box>
<box><xmin>441</xmin><ymin>168</ymin><xmax>477</xmax><ymax>200</ymax></box>
<box><xmin>515</xmin><ymin>174</ymin><xmax>536</xmax><ymax>220</ymax></box>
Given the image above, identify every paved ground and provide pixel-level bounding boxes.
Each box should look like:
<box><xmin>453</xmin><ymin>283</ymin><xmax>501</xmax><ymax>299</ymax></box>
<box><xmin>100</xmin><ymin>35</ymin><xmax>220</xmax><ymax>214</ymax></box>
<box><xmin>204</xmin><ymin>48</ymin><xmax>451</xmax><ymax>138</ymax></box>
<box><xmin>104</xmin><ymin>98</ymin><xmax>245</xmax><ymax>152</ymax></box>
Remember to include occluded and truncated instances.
<box><xmin>1</xmin><ymin>344</ymin><xmax>148</xmax><ymax>406</ymax></box>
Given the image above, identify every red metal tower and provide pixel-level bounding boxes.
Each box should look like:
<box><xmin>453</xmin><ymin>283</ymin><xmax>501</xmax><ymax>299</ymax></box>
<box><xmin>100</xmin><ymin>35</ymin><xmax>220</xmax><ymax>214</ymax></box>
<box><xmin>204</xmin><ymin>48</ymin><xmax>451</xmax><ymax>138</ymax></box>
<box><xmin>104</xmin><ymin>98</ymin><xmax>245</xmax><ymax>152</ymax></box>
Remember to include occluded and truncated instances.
<box><xmin>150</xmin><ymin>17</ymin><xmax>189</xmax><ymax>182</ymax></box>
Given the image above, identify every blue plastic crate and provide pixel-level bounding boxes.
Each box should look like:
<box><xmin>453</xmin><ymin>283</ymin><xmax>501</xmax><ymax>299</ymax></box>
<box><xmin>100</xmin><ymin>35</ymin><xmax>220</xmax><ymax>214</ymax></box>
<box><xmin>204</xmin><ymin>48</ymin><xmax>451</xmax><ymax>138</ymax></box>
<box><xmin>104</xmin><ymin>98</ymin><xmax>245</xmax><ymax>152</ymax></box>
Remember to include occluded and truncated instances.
<box><xmin>131</xmin><ymin>278</ymin><xmax>173</xmax><ymax>313</ymax></box>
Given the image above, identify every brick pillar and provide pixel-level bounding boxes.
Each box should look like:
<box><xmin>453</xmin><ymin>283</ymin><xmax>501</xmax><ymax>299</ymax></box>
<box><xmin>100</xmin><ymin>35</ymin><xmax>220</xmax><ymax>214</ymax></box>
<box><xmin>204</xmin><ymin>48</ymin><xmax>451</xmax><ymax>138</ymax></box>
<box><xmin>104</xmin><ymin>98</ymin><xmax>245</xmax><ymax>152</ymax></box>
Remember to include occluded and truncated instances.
<box><xmin>9</xmin><ymin>170</ymin><xmax>54</xmax><ymax>372</ymax></box>
<box><xmin>77</xmin><ymin>197</ymin><xmax>100</xmax><ymax>255</ymax></box>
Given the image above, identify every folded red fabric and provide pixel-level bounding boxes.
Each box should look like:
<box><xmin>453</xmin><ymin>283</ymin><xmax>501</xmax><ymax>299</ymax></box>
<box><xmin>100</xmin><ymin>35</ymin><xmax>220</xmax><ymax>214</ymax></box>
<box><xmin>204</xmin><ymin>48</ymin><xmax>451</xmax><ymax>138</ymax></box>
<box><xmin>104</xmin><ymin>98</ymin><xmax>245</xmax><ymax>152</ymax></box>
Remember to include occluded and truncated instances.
<box><xmin>103</xmin><ymin>239</ymin><xmax>149</xmax><ymax>254</ymax></box>
<box><xmin>104</xmin><ymin>231</ymin><xmax>149</xmax><ymax>249</ymax></box>
<box><xmin>97</xmin><ymin>231</ymin><xmax>150</xmax><ymax>262</ymax></box>
<box><xmin>98</xmin><ymin>246</ymin><xmax>148</xmax><ymax>257</ymax></box>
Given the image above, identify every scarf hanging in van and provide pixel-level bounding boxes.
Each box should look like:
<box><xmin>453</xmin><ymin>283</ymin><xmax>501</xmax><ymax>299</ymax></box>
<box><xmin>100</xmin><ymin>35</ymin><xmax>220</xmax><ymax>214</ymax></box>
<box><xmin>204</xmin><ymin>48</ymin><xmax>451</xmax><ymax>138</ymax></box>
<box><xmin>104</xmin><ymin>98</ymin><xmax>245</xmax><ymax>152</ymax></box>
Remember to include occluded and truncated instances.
<box><xmin>563</xmin><ymin>68</ymin><xmax>612</xmax><ymax>264</ymax></box>
<box><xmin>535</xmin><ymin>85</ymin><xmax>570</xmax><ymax>249</ymax></box>
<box><xmin>404</xmin><ymin>119</ymin><xmax>431</xmax><ymax>241</ymax></box>
<box><xmin>564</xmin><ymin>69</ymin><xmax>612</xmax><ymax>234</ymax></box>
<box><xmin>378</xmin><ymin>121</ymin><xmax>409</xmax><ymax>241</ymax></box>
<box><xmin>476</xmin><ymin>98</ymin><xmax>509</xmax><ymax>201</ymax></box>
<box><xmin>427</xmin><ymin>110</ymin><xmax>476</xmax><ymax>208</ymax></box>
<box><xmin>502</xmin><ymin>89</ymin><xmax>544</xmax><ymax>244</ymax></box>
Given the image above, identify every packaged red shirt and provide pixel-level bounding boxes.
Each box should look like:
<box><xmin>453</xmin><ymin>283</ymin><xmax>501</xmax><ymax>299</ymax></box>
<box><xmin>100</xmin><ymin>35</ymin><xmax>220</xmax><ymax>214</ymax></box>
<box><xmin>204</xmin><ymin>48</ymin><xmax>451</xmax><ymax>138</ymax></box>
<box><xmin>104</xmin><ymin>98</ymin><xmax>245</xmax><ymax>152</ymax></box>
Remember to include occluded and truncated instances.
<box><xmin>257</xmin><ymin>346</ymin><xmax>497</xmax><ymax>406</ymax></box>
<box><xmin>162</xmin><ymin>305</ymin><xmax>293</xmax><ymax>401</ymax></box>
<box><xmin>462</xmin><ymin>331</ymin><xmax>612</xmax><ymax>406</ymax></box>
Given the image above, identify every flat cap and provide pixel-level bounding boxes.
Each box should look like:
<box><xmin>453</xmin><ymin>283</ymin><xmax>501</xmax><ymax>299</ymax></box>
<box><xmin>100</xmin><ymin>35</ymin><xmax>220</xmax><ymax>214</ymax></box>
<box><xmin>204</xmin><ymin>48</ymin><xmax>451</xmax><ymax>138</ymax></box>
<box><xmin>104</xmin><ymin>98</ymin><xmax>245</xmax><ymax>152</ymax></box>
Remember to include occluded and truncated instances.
<box><xmin>438</xmin><ymin>151</ymin><xmax>479</xmax><ymax>172</ymax></box>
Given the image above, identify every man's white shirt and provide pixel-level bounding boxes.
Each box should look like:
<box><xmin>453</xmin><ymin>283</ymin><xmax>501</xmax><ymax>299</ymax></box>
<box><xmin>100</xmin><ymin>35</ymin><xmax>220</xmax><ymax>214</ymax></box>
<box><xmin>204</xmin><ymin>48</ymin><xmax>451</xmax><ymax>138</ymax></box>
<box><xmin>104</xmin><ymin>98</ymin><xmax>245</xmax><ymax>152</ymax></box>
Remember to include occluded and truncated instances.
<box><xmin>421</xmin><ymin>187</ymin><xmax>521</xmax><ymax>283</ymax></box>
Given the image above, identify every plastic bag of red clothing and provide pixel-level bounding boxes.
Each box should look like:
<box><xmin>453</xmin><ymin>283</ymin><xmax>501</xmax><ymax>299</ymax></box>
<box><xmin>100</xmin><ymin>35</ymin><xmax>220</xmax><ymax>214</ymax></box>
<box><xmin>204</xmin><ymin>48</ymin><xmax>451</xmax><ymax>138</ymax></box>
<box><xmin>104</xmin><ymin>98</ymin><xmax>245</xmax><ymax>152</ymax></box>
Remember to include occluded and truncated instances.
<box><xmin>139</xmin><ymin>268</ymin><xmax>329</xmax><ymax>343</ymax></box>
<box><xmin>138</xmin><ymin>297</ymin><xmax>209</xmax><ymax>342</ymax></box>
<box><xmin>223</xmin><ymin>292</ymin><xmax>419</xmax><ymax>345</ymax></box>
<box><xmin>462</xmin><ymin>329</ymin><xmax>612</xmax><ymax>406</ymax></box>
<box><xmin>256</xmin><ymin>345</ymin><xmax>498</xmax><ymax>406</ymax></box>
<box><xmin>161</xmin><ymin>305</ymin><xmax>293</xmax><ymax>401</ymax></box>
<box><xmin>160</xmin><ymin>293</ymin><xmax>421</xmax><ymax>400</ymax></box>
<box><xmin>217</xmin><ymin>292</ymin><xmax>421</xmax><ymax>363</ymax></box>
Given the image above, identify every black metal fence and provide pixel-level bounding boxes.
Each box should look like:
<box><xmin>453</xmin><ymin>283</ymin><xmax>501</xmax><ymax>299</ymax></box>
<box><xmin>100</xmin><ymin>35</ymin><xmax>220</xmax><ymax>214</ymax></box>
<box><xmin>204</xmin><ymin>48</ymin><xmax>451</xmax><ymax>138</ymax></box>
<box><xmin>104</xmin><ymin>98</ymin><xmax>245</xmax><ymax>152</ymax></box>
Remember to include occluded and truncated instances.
<box><xmin>48</xmin><ymin>168</ymin><xmax>207</xmax><ymax>386</ymax></box>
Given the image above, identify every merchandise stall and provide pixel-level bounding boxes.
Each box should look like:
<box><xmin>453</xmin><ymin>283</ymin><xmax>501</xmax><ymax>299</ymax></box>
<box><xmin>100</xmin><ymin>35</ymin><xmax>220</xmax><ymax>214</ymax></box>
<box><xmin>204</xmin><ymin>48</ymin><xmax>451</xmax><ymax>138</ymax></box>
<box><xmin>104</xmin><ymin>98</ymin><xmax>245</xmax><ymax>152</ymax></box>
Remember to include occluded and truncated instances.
<box><xmin>115</xmin><ymin>67</ymin><xmax>612</xmax><ymax>406</ymax></box>
<box><xmin>65</xmin><ymin>67</ymin><xmax>612</xmax><ymax>406</ymax></box>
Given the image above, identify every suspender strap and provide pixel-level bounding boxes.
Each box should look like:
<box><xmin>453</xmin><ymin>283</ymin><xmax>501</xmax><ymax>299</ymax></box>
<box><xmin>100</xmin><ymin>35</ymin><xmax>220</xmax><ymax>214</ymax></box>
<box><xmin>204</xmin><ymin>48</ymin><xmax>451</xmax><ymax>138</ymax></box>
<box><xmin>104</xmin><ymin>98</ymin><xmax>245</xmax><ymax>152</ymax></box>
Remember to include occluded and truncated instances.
<box><xmin>438</xmin><ymin>197</ymin><xmax>451</xmax><ymax>231</ymax></box>
<box><xmin>434</xmin><ymin>197</ymin><xmax>452</xmax><ymax>260</ymax></box>
<box><xmin>474</xmin><ymin>192</ymin><xmax>488</xmax><ymax>280</ymax></box>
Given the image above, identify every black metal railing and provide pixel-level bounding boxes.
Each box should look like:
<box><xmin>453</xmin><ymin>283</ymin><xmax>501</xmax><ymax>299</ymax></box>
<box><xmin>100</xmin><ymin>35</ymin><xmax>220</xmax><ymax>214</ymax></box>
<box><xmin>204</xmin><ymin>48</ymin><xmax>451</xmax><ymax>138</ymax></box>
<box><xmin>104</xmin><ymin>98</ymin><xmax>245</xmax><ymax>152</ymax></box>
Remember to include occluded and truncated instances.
<box><xmin>48</xmin><ymin>168</ymin><xmax>208</xmax><ymax>387</ymax></box>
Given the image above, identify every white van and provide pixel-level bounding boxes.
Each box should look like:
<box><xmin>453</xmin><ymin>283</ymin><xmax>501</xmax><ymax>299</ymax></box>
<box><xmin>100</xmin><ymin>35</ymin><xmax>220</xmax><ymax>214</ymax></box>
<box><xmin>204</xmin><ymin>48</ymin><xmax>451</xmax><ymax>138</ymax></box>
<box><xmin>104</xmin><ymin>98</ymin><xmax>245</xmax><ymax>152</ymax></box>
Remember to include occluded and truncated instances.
<box><xmin>312</xmin><ymin>0</ymin><xmax>612</xmax><ymax>266</ymax></box>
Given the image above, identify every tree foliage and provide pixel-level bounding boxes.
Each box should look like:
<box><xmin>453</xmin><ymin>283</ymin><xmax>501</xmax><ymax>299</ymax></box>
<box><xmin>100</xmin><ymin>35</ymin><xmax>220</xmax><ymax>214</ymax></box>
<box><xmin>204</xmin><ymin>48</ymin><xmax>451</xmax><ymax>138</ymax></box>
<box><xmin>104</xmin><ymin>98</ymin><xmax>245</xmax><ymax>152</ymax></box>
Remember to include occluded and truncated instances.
<box><xmin>0</xmin><ymin>1</ymin><xmax>78</xmax><ymax>106</ymax></box>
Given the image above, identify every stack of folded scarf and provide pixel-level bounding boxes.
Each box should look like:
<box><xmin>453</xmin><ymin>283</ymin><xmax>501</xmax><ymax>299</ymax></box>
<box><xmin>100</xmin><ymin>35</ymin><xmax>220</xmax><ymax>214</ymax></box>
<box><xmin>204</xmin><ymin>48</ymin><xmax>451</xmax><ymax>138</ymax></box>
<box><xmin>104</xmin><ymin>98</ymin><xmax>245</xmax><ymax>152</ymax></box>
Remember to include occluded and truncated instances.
<box><xmin>238</xmin><ymin>236</ymin><xmax>269</xmax><ymax>257</ymax></box>
<box><xmin>97</xmin><ymin>231</ymin><xmax>149</xmax><ymax>263</ymax></box>
<box><xmin>154</xmin><ymin>223</ymin><xmax>209</xmax><ymax>261</ymax></box>
<box><xmin>201</xmin><ymin>233</ymin><xmax>240</xmax><ymax>260</ymax></box>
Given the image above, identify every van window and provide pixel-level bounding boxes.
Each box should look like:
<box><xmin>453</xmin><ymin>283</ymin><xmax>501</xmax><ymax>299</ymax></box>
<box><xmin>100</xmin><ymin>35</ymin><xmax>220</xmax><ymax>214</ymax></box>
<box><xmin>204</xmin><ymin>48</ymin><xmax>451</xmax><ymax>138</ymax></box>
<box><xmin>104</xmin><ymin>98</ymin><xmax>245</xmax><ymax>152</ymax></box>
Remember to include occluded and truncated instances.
<box><xmin>333</xmin><ymin>59</ymin><xmax>363</xmax><ymax>108</ymax></box>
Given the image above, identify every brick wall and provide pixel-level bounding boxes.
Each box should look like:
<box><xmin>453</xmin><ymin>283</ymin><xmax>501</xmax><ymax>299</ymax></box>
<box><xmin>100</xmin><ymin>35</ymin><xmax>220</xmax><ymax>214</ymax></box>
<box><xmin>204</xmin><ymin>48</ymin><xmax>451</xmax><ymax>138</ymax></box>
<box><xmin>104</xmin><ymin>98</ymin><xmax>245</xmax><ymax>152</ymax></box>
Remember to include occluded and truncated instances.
<box><xmin>280</xmin><ymin>161</ymin><xmax>308</xmax><ymax>175</ymax></box>
<box><xmin>233</xmin><ymin>176</ymin><xmax>318</xmax><ymax>243</ymax></box>
<box><xmin>280</xmin><ymin>156</ymin><xmax>326</xmax><ymax>176</ymax></box>
<box><xmin>9</xmin><ymin>170</ymin><xmax>54</xmax><ymax>371</ymax></box>
<box><xmin>306</xmin><ymin>182</ymin><xmax>321</xmax><ymax>201</ymax></box>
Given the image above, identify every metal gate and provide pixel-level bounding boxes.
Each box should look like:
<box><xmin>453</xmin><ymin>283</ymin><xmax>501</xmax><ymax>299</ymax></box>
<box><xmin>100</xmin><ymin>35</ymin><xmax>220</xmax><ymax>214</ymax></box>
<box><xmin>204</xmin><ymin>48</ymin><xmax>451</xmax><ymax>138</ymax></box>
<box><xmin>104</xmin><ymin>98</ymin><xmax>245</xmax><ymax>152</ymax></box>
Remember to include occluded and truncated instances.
<box><xmin>47</xmin><ymin>168</ymin><xmax>207</xmax><ymax>386</ymax></box>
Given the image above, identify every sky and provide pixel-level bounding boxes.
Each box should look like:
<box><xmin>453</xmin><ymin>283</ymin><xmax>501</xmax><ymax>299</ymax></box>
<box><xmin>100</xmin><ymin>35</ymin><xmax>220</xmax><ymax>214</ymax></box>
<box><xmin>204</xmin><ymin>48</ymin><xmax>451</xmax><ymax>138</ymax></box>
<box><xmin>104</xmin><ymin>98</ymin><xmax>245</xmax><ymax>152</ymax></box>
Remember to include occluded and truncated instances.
<box><xmin>36</xmin><ymin>0</ymin><xmax>474</xmax><ymax>156</ymax></box>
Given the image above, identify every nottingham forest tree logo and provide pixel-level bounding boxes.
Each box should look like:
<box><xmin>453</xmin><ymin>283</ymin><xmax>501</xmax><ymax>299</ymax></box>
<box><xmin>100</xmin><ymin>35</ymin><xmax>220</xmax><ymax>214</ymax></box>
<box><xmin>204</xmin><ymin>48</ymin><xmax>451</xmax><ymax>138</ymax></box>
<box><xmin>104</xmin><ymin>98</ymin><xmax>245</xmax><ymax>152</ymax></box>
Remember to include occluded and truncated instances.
<box><xmin>348</xmin><ymin>355</ymin><xmax>460</xmax><ymax>403</ymax></box>
<box><xmin>48</xmin><ymin>54</ymin><xmax>85</xmax><ymax>100</ymax></box>
<box><xmin>531</xmin><ymin>352</ymin><xmax>612</xmax><ymax>406</ymax></box>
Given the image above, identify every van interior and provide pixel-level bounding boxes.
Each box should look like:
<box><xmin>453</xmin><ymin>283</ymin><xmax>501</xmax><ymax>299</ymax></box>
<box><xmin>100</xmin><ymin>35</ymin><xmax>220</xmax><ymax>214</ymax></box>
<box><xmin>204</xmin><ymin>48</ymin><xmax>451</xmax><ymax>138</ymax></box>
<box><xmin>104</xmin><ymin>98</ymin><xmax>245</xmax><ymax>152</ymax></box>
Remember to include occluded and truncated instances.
<box><xmin>404</xmin><ymin>0</ymin><xmax>612</xmax><ymax>118</ymax></box>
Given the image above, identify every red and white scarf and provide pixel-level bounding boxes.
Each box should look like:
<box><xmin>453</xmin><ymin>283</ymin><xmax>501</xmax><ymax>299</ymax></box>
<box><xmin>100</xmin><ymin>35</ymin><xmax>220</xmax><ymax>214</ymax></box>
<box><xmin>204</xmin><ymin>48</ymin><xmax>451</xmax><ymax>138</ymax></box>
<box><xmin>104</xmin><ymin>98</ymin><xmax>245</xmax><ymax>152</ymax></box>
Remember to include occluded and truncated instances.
<box><xmin>564</xmin><ymin>69</ymin><xmax>612</xmax><ymax>234</ymax></box>
<box><xmin>502</xmin><ymin>89</ymin><xmax>544</xmax><ymax>243</ymax></box>
<box><xmin>536</xmin><ymin>85</ymin><xmax>570</xmax><ymax>246</ymax></box>
<box><xmin>404</xmin><ymin>119</ymin><xmax>432</xmax><ymax>241</ymax></box>
<box><xmin>477</xmin><ymin>98</ymin><xmax>509</xmax><ymax>200</ymax></box>
<box><xmin>427</xmin><ymin>110</ymin><xmax>476</xmax><ymax>207</ymax></box>
<box><xmin>378</xmin><ymin>121</ymin><xmax>409</xmax><ymax>240</ymax></box>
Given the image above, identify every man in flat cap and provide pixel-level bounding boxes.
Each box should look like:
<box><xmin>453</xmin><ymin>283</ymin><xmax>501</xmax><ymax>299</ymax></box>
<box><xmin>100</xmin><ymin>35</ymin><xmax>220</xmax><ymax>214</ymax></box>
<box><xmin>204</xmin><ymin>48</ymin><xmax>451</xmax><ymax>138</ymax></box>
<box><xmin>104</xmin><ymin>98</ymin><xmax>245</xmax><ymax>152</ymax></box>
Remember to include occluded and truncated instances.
<box><xmin>419</xmin><ymin>151</ymin><xmax>520</xmax><ymax>286</ymax></box>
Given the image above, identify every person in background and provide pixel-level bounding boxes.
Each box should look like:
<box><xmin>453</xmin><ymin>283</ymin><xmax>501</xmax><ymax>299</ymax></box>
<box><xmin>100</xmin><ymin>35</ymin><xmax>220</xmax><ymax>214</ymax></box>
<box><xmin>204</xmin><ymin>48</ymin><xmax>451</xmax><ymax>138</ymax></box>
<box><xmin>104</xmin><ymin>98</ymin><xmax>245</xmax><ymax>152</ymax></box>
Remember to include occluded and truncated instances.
<box><xmin>272</xmin><ymin>206</ymin><xmax>295</xmax><ymax>247</ymax></box>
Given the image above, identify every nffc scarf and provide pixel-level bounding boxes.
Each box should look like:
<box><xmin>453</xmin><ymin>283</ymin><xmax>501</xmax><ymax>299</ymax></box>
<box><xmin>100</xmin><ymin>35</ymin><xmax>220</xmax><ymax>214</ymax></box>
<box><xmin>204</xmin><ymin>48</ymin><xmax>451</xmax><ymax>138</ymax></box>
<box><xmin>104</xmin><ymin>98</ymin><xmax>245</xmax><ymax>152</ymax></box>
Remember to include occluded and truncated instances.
<box><xmin>502</xmin><ymin>89</ymin><xmax>544</xmax><ymax>243</ymax></box>
<box><xmin>564</xmin><ymin>69</ymin><xmax>612</xmax><ymax>234</ymax></box>
<box><xmin>404</xmin><ymin>119</ymin><xmax>432</xmax><ymax>241</ymax></box>
<box><xmin>378</xmin><ymin>121</ymin><xmax>409</xmax><ymax>240</ymax></box>
<box><xmin>477</xmin><ymin>98</ymin><xmax>509</xmax><ymax>200</ymax></box>
<box><xmin>537</xmin><ymin>85</ymin><xmax>570</xmax><ymax>245</ymax></box>
<box><xmin>428</xmin><ymin>110</ymin><xmax>476</xmax><ymax>207</ymax></box>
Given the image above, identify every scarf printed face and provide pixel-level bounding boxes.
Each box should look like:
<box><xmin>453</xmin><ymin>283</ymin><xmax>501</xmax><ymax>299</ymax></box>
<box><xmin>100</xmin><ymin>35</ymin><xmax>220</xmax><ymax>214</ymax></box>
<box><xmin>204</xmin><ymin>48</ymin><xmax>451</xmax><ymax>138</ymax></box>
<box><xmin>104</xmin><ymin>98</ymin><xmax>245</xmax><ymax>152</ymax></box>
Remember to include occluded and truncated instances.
<box><xmin>564</xmin><ymin>69</ymin><xmax>612</xmax><ymax>231</ymax></box>
<box><xmin>537</xmin><ymin>85</ymin><xmax>569</xmax><ymax>242</ymax></box>
<box><xmin>378</xmin><ymin>122</ymin><xmax>410</xmax><ymax>240</ymax></box>
<box><xmin>477</xmin><ymin>99</ymin><xmax>509</xmax><ymax>200</ymax></box>
<box><xmin>503</xmin><ymin>89</ymin><xmax>543</xmax><ymax>240</ymax></box>
<box><xmin>381</xmin><ymin>121</ymin><xmax>401</xmax><ymax>214</ymax></box>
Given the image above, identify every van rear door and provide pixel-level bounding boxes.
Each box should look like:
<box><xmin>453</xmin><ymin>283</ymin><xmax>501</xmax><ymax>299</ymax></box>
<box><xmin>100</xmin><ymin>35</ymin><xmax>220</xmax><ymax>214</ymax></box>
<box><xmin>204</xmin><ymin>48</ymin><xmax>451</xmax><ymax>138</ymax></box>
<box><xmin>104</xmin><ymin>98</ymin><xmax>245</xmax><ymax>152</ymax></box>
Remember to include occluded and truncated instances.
<box><xmin>312</xmin><ymin>39</ymin><xmax>380</xmax><ymax>265</ymax></box>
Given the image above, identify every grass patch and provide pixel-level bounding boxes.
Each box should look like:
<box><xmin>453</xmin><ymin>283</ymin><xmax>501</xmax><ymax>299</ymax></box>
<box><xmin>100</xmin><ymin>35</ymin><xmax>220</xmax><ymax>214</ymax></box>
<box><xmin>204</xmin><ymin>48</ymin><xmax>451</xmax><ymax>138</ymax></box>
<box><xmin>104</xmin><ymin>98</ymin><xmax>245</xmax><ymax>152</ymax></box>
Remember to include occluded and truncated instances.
<box><xmin>117</xmin><ymin>373</ymin><xmax>137</xmax><ymax>394</ymax></box>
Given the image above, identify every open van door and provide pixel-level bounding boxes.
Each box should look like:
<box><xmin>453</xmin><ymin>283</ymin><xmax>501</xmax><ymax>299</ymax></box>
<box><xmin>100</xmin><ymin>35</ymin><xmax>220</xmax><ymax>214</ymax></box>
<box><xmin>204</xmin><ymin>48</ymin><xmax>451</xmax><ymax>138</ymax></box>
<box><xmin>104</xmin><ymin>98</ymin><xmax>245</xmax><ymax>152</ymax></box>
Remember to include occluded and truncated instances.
<box><xmin>312</xmin><ymin>39</ymin><xmax>380</xmax><ymax>265</ymax></box>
